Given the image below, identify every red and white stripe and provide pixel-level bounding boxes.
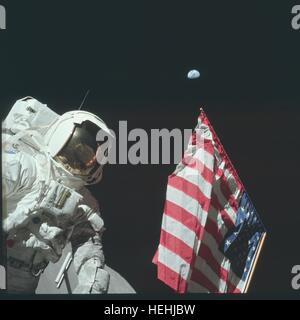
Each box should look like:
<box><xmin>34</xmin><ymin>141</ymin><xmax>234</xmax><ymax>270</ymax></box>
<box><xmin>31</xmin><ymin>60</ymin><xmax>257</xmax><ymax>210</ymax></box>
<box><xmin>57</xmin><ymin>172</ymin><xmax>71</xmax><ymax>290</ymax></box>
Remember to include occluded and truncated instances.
<box><xmin>154</xmin><ymin>109</ymin><xmax>247</xmax><ymax>293</ymax></box>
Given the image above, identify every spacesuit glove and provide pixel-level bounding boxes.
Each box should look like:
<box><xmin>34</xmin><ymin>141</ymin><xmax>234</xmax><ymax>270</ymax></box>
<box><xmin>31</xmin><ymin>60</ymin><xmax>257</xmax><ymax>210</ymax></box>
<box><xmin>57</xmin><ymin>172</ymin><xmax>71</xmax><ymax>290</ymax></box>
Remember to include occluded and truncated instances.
<box><xmin>73</xmin><ymin>257</ymin><xmax>110</xmax><ymax>294</ymax></box>
<box><xmin>3</xmin><ymin>181</ymin><xmax>83</xmax><ymax>234</ymax></box>
<box><xmin>3</xmin><ymin>209</ymin><xmax>41</xmax><ymax>234</ymax></box>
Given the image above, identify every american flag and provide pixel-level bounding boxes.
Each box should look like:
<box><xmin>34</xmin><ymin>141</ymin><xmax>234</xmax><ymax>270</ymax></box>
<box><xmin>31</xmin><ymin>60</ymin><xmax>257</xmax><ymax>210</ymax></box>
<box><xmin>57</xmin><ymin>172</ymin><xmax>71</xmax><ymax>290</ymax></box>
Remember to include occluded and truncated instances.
<box><xmin>153</xmin><ymin>109</ymin><xmax>266</xmax><ymax>293</ymax></box>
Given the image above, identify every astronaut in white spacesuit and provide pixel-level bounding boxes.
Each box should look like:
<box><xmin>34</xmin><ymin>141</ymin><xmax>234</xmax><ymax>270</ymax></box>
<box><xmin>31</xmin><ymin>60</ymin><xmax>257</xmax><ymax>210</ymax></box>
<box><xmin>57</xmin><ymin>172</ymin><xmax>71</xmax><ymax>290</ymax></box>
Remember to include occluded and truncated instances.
<box><xmin>2</xmin><ymin>97</ymin><xmax>114</xmax><ymax>294</ymax></box>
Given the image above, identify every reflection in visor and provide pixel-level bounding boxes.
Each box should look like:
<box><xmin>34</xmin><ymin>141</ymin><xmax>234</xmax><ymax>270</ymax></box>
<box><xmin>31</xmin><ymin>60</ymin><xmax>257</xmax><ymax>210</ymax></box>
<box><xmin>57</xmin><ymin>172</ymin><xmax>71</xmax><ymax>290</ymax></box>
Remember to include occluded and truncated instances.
<box><xmin>73</xmin><ymin>143</ymin><xmax>98</xmax><ymax>169</ymax></box>
<box><xmin>54</xmin><ymin>121</ymin><xmax>106</xmax><ymax>181</ymax></box>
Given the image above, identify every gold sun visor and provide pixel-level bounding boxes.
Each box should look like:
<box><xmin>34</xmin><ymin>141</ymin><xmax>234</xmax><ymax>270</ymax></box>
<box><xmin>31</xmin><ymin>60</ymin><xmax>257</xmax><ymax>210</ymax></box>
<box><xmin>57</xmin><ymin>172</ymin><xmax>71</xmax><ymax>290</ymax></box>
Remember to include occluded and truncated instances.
<box><xmin>55</xmin><ymin>121</ymin><xmax>106</xmax><ymax>182</ymax></box>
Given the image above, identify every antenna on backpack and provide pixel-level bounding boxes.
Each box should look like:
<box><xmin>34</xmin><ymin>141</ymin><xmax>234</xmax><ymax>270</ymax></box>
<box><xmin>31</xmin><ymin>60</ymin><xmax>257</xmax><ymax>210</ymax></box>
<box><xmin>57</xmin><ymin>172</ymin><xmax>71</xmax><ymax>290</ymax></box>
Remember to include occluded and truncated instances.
<box><xmin>79</xmin><ymin>89</ymin><xmax>91</xmax><ymax>110</ymax></box>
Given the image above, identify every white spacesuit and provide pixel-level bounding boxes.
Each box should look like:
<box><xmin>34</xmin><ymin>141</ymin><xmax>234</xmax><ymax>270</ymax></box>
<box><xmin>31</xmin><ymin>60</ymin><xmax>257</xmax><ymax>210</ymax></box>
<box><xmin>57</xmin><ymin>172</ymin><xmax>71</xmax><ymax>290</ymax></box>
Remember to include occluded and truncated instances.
<box><xmin>2</xmin><ymin>97</ymin><xmax>114</xmax><ymax>294</ymax></box>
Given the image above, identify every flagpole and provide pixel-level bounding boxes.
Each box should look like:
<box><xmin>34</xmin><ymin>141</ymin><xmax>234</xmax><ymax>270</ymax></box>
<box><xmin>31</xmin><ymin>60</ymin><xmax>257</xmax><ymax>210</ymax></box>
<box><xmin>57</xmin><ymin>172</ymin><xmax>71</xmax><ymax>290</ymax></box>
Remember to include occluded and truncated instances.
<box><xmin>244</xmin><ymin>232</ymin><xmax>267</xmax><ymax>293</ymax></box>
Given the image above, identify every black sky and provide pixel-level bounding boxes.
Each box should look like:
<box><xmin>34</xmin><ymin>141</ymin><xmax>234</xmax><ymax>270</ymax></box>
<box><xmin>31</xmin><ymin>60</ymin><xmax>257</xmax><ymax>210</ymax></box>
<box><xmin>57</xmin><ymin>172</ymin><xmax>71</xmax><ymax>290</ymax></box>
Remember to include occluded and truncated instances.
<box><xmin>0</xmin><ymin>0</ymin><xmax>300</xmax><ymax>296</ymax></box>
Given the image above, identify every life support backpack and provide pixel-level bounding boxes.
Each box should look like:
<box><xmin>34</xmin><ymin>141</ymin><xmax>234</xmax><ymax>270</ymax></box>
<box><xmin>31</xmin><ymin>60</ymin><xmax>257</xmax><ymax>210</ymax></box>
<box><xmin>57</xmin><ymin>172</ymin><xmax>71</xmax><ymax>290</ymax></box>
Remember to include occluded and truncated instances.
<box><xmin>2</xmin><ymin>97</ymin><xmax>59</xmax><ymax>152</ymax></box>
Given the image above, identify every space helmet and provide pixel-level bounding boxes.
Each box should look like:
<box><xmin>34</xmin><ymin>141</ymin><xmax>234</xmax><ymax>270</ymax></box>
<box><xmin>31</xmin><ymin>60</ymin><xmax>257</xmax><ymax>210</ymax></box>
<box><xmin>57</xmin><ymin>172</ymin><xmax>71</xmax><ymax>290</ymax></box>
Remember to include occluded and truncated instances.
<box><xmin>45</xmin><ymin>110</ymin><xmax>115</xmax><ymax>185</ymax></box>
